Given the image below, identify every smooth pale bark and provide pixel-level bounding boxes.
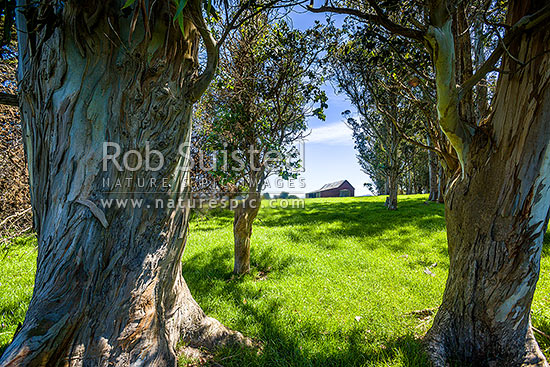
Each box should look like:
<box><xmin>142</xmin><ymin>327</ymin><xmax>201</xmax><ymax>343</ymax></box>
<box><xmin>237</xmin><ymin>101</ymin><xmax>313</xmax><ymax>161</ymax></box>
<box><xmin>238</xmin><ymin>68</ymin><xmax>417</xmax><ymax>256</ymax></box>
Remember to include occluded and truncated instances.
<box><xmin>0</xmin><ymin>2</ymin><xmax>247</xmax><ymax>366</ymax></box>
<box><xmin>425</xmin><ymin>1</ymin><xmax>550</xmax><ymax>364</ymax></box>
<box><xmin>425</xmin><ymin>15</ymin><xmax>472</xmax><ymax>172</ymax></box>
<box><xmin>233</xmin><ymin>191</ymin><xmax>261</xmax><ymax>274</ymax></box>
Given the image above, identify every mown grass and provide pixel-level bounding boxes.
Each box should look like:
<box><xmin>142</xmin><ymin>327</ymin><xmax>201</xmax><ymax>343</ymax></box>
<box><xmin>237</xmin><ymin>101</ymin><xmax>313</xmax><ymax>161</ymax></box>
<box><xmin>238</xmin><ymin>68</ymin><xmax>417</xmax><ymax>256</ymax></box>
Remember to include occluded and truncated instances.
<box><xmin>183</xmin><ymin>195</ymin><xmax>550</xmax><ymax>366</ymax></box>
<box><xmin>0</xmin><ymin>235</ymin><xmax>36</xmax><ymax>353</ymax></box>
<box><xmin>1</xmin><ymin>195</ymin><xmax>550</xmax><ymax>366</ymax></box>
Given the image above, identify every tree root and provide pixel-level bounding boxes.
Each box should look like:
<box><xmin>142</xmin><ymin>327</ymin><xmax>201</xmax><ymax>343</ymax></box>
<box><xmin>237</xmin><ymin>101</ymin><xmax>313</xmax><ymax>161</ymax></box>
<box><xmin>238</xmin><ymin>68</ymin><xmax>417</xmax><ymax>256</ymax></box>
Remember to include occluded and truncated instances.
<box><xmin>424</xmin><ymin>324</ymin><xmax>550</xmax><ymax>367</ymax></box>
<box><xmin>423</xmin><ymin>327</ymin><xmax>447</xmax><ymax>367</ymax></box>
<box><xmin>179</xmin><ymin>315</ymin><xmax>259</xmax><ymax>361</ymax></box>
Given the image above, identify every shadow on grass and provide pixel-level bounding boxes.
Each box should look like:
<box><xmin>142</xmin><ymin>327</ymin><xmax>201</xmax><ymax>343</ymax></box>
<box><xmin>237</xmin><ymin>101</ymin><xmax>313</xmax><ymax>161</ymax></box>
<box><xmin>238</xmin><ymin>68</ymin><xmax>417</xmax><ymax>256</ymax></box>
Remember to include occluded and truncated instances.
<box><xmin>257</xmin><ymin>198</ymin><xmax>445</xmax><ymax>253</ymax></box>
<box><xmin>0</xmin><ymin>344</ymin><xmax>7</xmax><ymax>360</ymax></box>
<box><xmin>183</xmin><ymin>244</ymin><xmax>302</xmax><ymax>283</ymax></box>
<box><xmin>183</xmin><ymin>247</ymin><xmax>429</xmax><ymax>366</ymax></box>
<box><xmin>542</xmin><ymin>233</ymin><xmax>550</xmax><ymax>258</ymax></box>
<box><xmin>533</xmin><ymin>316</ymin><xmax>550</xmax><ymax>356</ymax></box>
<box><xmin>211</xmin><ymin>305</ymin><xmax>428</xmax><ymax>367</ymax></box>
<box><xmin>183</xmin><ymin>196</ymin><xmax>550</xmax><ymax>365</ymax></box>
<box><xmin>182</xmin><ymin>198</ymin><xmax>437</xmax><ymax>366</ymax></box>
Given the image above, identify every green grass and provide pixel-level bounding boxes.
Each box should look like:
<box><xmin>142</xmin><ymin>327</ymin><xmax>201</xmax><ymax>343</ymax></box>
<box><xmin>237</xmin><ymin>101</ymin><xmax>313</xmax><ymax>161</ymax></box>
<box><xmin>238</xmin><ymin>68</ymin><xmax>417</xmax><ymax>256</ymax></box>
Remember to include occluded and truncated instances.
<box><xmin>183</xmin><ymin>195</ymin><xmax>550</xmax><ymax>366</ymax></box>
<box><xmin>1</xmin><ymin>195</ymin><xmax>550</xmax><ymax>366</ymax></box>
<box><xmin>0</xmin><ymin>235</ymin><xmax>36</xmax><ymax>353</ymax></box>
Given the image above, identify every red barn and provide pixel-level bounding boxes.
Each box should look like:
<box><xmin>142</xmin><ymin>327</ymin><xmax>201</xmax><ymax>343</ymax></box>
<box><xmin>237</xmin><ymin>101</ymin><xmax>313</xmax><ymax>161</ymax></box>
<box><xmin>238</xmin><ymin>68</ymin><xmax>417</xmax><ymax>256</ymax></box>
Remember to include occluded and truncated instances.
<box><xmin>306</xmin><ymin>180</ymin><xmax>355</xmax><ymax>198</ymax></box>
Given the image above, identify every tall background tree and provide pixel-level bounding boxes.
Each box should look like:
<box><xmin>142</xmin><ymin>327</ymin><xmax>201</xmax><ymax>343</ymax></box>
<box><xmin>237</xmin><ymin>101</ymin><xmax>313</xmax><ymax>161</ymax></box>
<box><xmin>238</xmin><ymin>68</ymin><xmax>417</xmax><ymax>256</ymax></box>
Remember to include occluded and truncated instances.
<box><xmin>194</xmin><ymin>14</ymin><xmax>326</xmax><ymax>274</ymax></box>
<box><xmin>330</xmin><ymin>22</ymin><xmax>442</xmax><ymax>208</ymax></box>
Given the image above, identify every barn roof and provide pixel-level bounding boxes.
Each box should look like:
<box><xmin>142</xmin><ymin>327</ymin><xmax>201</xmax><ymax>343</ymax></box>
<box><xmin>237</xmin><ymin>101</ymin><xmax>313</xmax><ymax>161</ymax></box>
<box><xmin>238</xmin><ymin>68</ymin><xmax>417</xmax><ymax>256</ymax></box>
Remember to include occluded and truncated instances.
<box><xmin>319</xmin><ymin>180</ymin><xmax>354</xmax><ymax>191</ymax></box>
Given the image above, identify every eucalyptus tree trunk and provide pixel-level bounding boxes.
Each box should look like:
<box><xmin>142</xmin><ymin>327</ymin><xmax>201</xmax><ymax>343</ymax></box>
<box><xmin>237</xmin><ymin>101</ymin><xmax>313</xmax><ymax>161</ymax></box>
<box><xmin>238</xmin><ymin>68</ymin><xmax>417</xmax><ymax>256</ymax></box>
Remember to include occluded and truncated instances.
<box><xmin>384</xmin><ymin>120</ymin><xmax>400</xmax><ymax>210</ymax></box>
<box><xmin>385</xmin><ymin>168</ymin><xmax>398</xmax><ymax>210</ymax></box>
<box><xmin>233</xmin><ymin>189</ymin><xmax>261</xmax><ymax>275</ymax></box>
<box><xmin>0</xmin><ymin>2</ymin><xmax>245</xmax><ymax>366</ymax></box>
<box><xmin>425</xmin><ymin>1</ymin><xmax>550</xmax><ymax>364</ymax></box>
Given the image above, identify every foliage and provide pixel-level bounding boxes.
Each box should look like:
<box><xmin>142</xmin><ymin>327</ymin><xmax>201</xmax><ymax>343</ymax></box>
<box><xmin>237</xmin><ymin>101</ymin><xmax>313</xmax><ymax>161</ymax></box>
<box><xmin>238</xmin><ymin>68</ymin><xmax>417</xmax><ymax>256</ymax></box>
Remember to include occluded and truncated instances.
<box><xmin>192</xmin><ymin>16</ymin><xmax>327</xmax><ymax>195</ymax></box>
<box><xmin>0</xmin><ymin>0</ymin><xmax>16</xmax><ymax>48</ymax></box>
<box><xmin>327</xmin><ymin>22</ymin><xmax>431</xmax><ymax>196</ymax></box>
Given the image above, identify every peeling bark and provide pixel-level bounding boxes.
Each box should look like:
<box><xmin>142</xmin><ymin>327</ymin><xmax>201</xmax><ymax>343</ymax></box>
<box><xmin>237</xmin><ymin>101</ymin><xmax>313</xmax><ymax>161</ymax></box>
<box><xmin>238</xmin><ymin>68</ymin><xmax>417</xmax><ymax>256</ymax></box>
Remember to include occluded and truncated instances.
<box><xmin>425</xmin><ymin>1</ymin><xmax>550</xmax><ymax>364</ymax></box>
<box><xmin>0</xmin><ymin>1</ymin><xmax>246</xmax><ymax>366</ymax></box>
<box><xmin>426</xmin><ymin>19</ymin><xmax>472</xmax><ymax>170</ymax></box>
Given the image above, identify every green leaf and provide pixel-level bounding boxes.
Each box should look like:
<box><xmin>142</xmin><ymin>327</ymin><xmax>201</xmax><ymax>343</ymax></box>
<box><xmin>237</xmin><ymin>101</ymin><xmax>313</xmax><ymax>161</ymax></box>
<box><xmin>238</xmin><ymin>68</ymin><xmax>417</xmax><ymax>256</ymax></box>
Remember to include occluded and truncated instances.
<box><xmin>177</xmin><ymin>14</ymin><xmax>185</xmax><ymax>35</ymax></box>
<box><xmin>173</xmin><ymin>0</ymin><xmax>188</xmax><ymax>21</ymax></box>
<box><xmin>206</xmin><ymin>0</ymin><xmax>212</xmax><ymax>18</ymax></box>
<box><xmin>122</xmin><ymin>0</ymin><xmax>136</xmax><ymax>9</ymax></box>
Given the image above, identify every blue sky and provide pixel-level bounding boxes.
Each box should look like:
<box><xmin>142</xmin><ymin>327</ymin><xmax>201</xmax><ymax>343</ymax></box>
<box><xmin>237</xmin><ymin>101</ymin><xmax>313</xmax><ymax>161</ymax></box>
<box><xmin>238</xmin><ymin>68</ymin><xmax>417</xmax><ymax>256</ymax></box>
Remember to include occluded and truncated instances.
<box><xmin>300</xmin><ymin>86</ymin><xmax>373</xmax><ymax>197</ymax></box>
<box><xmin>264</xmin><ymin>9</ymin><xmax>373</xmax><ymax>197</ymax></box>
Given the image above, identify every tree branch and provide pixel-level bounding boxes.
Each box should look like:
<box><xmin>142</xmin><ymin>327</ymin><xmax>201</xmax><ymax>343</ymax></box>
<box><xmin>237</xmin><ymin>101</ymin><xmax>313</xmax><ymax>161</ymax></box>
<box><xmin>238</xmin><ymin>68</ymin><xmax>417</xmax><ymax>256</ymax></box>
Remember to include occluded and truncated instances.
<box><xmin>306</xmin><ymin>4</ymin><xmax>424</xmax><ymax>41</ymax></box>
<box><xmin>379</xmin><ymin>102</ymin><xmax>440</xmax><ymax>154</ymax></box>
<box><xmin>218</xmin><ymin>0</ymin><xmax>287</xmax><ymax>47</ymax></box>
<box><xmin>368</xmin><ymin>81</ymin><xmax>440</xmax><ymax>154</ymax></box>
<box><xmin>0</xmin><ymin>92</ymin><xmax>18</xmax><ymax>106</ymax></box>
<box><xmin>459</xmin><ymin>4</ymin><xmax>550</xmax><ymax>99</ymax></box>
<box><xmin>189</xmin><ymin>9</ymin><xmax>219</xmax><ymax>102</ymax></box>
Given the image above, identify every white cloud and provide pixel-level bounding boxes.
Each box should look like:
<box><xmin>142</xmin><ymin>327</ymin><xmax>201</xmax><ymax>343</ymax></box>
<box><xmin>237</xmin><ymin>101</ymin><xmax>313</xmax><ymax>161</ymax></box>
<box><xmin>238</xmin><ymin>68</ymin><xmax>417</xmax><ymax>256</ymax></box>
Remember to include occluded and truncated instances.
<box><xmin>305</xmin><ymin>121</ymin><xmax>353</xmax><ymax>145</ymax></box>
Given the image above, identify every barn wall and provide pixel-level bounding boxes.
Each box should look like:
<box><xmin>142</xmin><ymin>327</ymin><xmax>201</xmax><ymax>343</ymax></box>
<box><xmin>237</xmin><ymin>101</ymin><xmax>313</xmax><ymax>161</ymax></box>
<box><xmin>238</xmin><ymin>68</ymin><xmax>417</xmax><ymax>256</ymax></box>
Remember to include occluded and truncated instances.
<box><xmin>319</xmin><ymin>182</ymin><xmax>355</xmax><ymax>197</ymax></box>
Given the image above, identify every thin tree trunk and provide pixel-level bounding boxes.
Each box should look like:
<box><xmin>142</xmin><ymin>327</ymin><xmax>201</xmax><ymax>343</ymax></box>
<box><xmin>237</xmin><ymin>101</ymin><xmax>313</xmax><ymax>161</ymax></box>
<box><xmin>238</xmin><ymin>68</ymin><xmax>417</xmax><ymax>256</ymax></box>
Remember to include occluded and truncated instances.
<box><xmin>427</xmin><ymin>136</ymin><xmax>439</xmax><ymax>201</ymax></box>
<box><xmin>473</xmin><ymin>10</ymin><xmax>489</xmax><ymax>121</ymax></box>
<box><xmin>233</xmin><ymin>191</ymin><xmax>261</xmax><ymax>274</ymax></box>
<box><xmin>0</xmin><ymin>2</ymin><xmax>246</xmax><ymax>366</ymax></box>
<box><xmin>437</xmin><ymin>166</ymin><xmax>445</xmax><ymax>203</ymax></box>
<box><xmin>385</xmin><ymin>169</ymin><xmax>398</xmax><ymax>210</ymax></box>
<box><xmin>428</xmin><ymin>152</ymin><xmax>439</xmax><ymax>201</ymax></box>
<box><xmin>425</xmin><ymin>1</ymin><xmax>550</xmax><ymax>364</ymax></box>
<box><xmin>405</xmin><ymin>171</ymin><xmax>411</xmax><ymax>195</ymax></box>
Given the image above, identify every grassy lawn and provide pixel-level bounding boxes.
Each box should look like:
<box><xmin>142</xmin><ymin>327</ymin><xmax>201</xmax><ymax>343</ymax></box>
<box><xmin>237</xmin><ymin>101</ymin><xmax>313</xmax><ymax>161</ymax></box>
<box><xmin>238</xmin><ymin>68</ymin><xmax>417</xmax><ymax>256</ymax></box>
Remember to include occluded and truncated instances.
<box><xmin>0</xmin><ymin>235</ymin><xmax>36</xmax><ymax>352</ymax></box>
<box><xmin>183</xmin><ymin>195</ymin><xmax>550</xmax><ymax>366</ymax></box>
<box><xmin>2</xmin><ymin>195</ymin><xmax>550</xmax><ymax>366</ymax></box>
